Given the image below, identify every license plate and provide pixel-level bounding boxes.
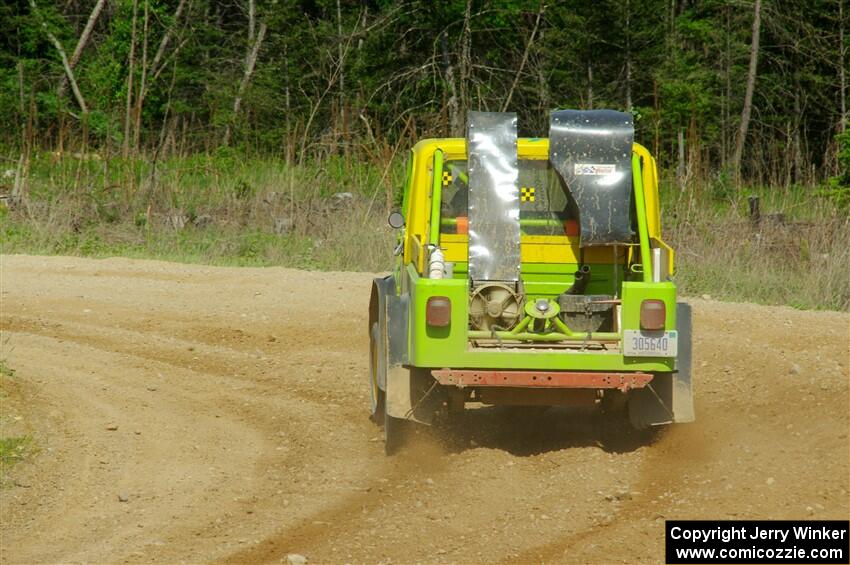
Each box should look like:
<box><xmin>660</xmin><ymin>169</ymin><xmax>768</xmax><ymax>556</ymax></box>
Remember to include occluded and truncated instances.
<box><xmin>623</xmin><ymin>330</ymin><xmax>678</xmax><ymax>357</ymax></box>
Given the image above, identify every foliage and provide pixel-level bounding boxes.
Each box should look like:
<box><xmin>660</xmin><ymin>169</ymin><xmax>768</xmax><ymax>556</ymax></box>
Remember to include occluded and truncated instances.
<box><xmin>0</xmin><ymin>437</ymin><xmax>32</xmax><ymax>469</ymax></box>
<box><xmin>0</xmin><ymin>0</ymin><xmax>848</xmax><ymax>311</ymax></box>
<box><xmin>818</xmin><ymin>131</ymin><xmax>850</xmax><ymax>209</ymax></box>
<box><xmin>0</xmin><ymin>359</ymin><xmax>15</xmax><ymax>379</ymax></box>
<box><xmin>2</xmin><ymin>151</ymin><xmax>847</xmax><ymax>311</ymax></box>
<box><xmin>0</xmin><ymin>0</ymin><xmax>846</xmax><ymax>187</ymax></box>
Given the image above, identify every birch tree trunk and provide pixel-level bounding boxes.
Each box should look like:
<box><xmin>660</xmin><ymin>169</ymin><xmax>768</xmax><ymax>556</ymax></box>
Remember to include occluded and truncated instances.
<box><xmin>133</xmin><ymin>0</ymin><xmax>150</xmax><ymax>153</ymax></box>
<box><xmin>731</xmin><ymin>0</ymin><xmax>762</xmax><ymax>184</ymax></box>
<box><xmin>502</xmin><ymin>3</ymin><xmax>544</xmax><ymax>112</ymax></box>
<box><xmin>458</xmin><ymin>0</ymin><xmax>472</xmax><ymax>128</ymax></box>
<box><xmin>840</xmin><ymin>0</ymin><xmax>846</xmax><ymax>133</ymax></box>
<box><xmin>440</xmin><ymin>31</ymin><xmax>460</xmax><ymax>136</ymax></box>
<box><xmin>57</xmin><ymin>0</ymin><xmax>108</xmax><ymax>100</ymax></box>
<box><xmin>30</xmin><ymin>0</ymin><xmax>88</xmax><ymax>116</ymax></box>
<box><xmin>721</xmin><ymin>3</ymin><xmax>731</xmax><ymax>167</ymax></box>
<box><xmin>123</xmin><ymin>0</ymin><xmax>139</xmax><ymax>158</ymax></box>
<box><xmin>337</xmin><ymin>0</ymin><xmax>348</xmax><ymax>159</ymax></box>
<box><xmin>284</xmin><ymin>44</ymin><xmax>292</xmax><ymax>164</ymax></box>
<box><xmin>129</xmin><ymin>0</ymin><xmax>188</xmax><ymax>155</ymax></box>
<box><xmin>535</xmin><ymin>29</ymin><xmax>549</xmax><ymax>117</ymax></box>
<box><xmin>149</xmin><ymin>0</ymin><xmax>188</xmax><ymax>81</ymax></box>
<box><xmin>248</xmin><ymin>0</ymin><xmax>255</xmax><ymax>43</ymax></box>
<box><xmin>677</xmin><ymin>128</ymin><xmax>686</xmax><ymax>191</ymax></box>
<box><xmin>222</xmin><ymin>16</ymin><xmax>267</xmax><ymax>147</ymax></box>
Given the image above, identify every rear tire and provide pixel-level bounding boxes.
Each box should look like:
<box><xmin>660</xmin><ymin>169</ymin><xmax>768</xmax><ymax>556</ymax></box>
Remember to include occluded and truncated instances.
<box><xmin>369</xmin><ymin>322</ymin><xmax>385</xmax><ymax>423</ymax></box>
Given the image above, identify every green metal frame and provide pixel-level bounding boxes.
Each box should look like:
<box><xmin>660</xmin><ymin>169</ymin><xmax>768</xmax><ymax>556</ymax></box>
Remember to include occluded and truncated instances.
<box><xmin>429</xmin><ymin>150</ymin><xmax>444</xmax><ymax>246</ymax></box>
<box><xmin>632</xmin><ymin>153</ymin><xmax>652</xmax><ymax>283</ymax></box>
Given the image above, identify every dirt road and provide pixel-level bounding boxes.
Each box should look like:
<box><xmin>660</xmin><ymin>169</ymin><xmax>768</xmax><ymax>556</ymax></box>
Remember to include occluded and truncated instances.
<box><xmin>1</xmin><ymin>255</ymin><xmax>847</xmax><ymax>564</ymax></box>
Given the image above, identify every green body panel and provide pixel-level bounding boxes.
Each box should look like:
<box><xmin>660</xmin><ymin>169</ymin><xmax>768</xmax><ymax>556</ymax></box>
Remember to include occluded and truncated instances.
<box><xmin>405</xmin><ymin>264</ymin><xmax>676</xmax><ymax>372</ymax></box>
<box><xmin>390</xmin><ymin>140</ymin><xmax>679</xmax><ymax>379</ymax></box>
<box><xmin>450</xmin><ymin>261</ymin><xmax>619</xmax><ymax>297</ymax></box>
<box><xmin>621</xmin><ymin>281</ymin><xmax>677</xmax><ymax>330</ymax></box>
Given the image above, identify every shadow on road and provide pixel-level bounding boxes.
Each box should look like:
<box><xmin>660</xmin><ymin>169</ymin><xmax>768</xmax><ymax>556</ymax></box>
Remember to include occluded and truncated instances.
<box><xmin>417</xmin><ymin>404</ymin><xmax>662</xmax><ymax>457</ymax></box>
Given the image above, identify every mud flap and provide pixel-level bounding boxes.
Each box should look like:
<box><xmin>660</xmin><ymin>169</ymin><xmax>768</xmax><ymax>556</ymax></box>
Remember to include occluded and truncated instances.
<box><xmin>386</xmin><ymin>367</ymin><xmax>437</xmax><ymax>425</ymax></box>
<box><xmin>672</xmin><ymin>303</ymin><xmax>695</xmax><ymax>422</ymax></box>
<box><xmin>629</xmin><ymin>303</ymin><xmax>695</xmax><ymax>428</ymax></box>
<box><xmin>370</xmin><ymin>275</ymin><xmax>408</xmax><ymax>394</ymax></box>
<box><xmin>386</xmin><ymin>366</ymin><xmax>413</xmax><ymax>420</ymax></box>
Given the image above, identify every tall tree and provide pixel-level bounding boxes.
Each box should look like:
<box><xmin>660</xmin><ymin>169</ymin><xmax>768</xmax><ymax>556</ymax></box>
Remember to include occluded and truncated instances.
<box><xmin>840</xmin><ymin>0</ymin><xmax>847</xmax><ymax>133</ymax></box>
<box><xmin>29</xmin><ymin>0</ymin><xmax>88</xmax><ymax>115</ymax></box>
<box><xmin>732</xmin><ymin>0</ymin><xmax>762</xmax><ymax>183</ymax></box>
<box><xmin>56</xmin><ymin>0</ymin><xmax>108</xmax><ymax>100</ymax></box>
<box><xmin>223</xmin><ymin>0</ymin><xmax>267</xmax><ymax>147</ymax></box>
<box><xmin>122</xmin><ymin>0</ymin><xmax>138</xmax><ymax>158</ymax></box>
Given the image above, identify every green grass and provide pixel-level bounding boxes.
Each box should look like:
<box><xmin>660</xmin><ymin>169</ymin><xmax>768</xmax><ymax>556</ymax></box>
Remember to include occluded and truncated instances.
<box><xmin>0</xmin><ymin>436</ymin><xmax>32</xmax><ymax>469</ymax></box>
<box><xmin>1</xmin><ymin>208</ymin><xmax>395</xmax><ymax>271</ymax></box>
<box><xmin>1</xmin><ymin>149</ymin><xmax>848</xmax><ymax>311</ymax></box>
<box><xmin>0</xmin><ymin>359</ymin><xmax>35</xmax><ymax>481</ymax></box>
<box><xmin>0</xmin><ymin>359</ymin><xmax>15</xmax><ymax>379</ymax></box>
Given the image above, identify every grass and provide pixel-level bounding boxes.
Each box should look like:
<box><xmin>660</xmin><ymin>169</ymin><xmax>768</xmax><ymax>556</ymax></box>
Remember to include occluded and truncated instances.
<box><xmin>0</xmin><ymin>358</ymin><xmax>35</xmax><ymax>480</ymax></box>
<box><xmin>0</xmin><ymin>436</ymin><xmax>32</xmax><ymax>470</ymax></box>
<box><xmin>1</xmin><ymin>149</ymin><xmax>848</xmax><ymax>311</ymax></box>
<box><xmin>1</xmin><ymin>150</ymin><xmax>398</xmax><ymax>271</ymax></box>
<box><xmin>0</xmin><ymin>359</ymin><xmax>15</xmax><ymax>379</ymax></box>
<box><xmin>662</xmin><ymin>184</ymin><xmax>850</xmax><ymax>311</ymax></box>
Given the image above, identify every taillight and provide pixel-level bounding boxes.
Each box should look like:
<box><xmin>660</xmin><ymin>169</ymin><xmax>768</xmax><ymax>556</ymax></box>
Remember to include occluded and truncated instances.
<box><xmin>640</xmin><ymin>299</ymin><xmax>666</xmax><ymax>330</ymax></box>
<box><xmin>426</xmin><ymin>296</ymin><xmax>451</xmax><ymax>327</ymax></box>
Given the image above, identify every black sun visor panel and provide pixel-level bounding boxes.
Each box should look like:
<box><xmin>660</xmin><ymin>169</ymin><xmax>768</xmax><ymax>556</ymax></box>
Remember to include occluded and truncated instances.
<box><xmin>549</xmin><ymin>109</ymin><xmax>635</xmax><ymax>246</ymax></box>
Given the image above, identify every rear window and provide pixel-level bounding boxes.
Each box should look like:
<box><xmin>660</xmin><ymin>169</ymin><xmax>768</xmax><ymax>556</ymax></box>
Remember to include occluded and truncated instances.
<box><xmin>439</xmin><ymin>159</ymin><xmax>579</xmax><ymax>236</ymax></box>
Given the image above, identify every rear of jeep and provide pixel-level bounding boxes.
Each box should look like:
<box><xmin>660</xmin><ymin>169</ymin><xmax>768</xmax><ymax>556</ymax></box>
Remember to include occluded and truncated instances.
<box><xmin>369</xmin><ymin>110</ymin><xmax>693</xmax><ymax>454</ymax></box>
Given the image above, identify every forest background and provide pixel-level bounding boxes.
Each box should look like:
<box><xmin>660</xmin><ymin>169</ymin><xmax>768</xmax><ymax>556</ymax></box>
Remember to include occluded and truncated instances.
<box><xmin>1</xmin><ymin>0</ymin><xmax>848</xmax><ymax>310</ymax></box>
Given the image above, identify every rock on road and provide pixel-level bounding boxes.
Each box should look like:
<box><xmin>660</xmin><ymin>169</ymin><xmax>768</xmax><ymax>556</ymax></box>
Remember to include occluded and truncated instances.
<box><xmin>1</xmin><ymin>255</ymin><xmax>847</xmax><ymax>564</ymax></box>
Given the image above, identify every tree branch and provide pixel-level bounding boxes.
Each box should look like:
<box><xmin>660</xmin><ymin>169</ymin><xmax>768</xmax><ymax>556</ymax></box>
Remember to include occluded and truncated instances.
<box><xmin>57</xmin><ymin>0</ymin><xmax>108</xmax><ymax>100</ymax></box>
<box><xmin>30</xmin><ymin>0</ymin><xmax>88</xmax><ymax>115</ymax></box>
<box><xmin>501</xmin><ymin>3</ymin><xmax>544</xmax><ymax>112</ymax></box>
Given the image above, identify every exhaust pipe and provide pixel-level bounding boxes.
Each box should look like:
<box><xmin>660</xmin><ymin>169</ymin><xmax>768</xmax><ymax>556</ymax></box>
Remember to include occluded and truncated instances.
<box><xmin>564</xmin><ymin>265</ymin><xmax>591</xmax><ymax>295</ymax></box>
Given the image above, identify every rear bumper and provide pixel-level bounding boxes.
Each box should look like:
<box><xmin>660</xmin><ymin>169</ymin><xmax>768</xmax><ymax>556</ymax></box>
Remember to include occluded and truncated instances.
<box><xmin>431</xmin><ymin>369</ymin><xmax>653</xmax><ymax>392</ymax></box>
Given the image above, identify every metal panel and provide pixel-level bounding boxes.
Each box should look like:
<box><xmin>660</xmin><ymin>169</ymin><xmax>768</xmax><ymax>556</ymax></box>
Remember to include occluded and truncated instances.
<box><xmin>549</xmin><ymin>109</ymin><xmax>635</xmax><ymax>246</ymax></box>
<box><xmin>467</xmin><ymin>111</ymin><xmax>521</xmax><ymax>282</ymax></box>
<box><xmin>431</xmin><ymin>369</ymin><xmax>653</xmax><ymax>391</ymax></box>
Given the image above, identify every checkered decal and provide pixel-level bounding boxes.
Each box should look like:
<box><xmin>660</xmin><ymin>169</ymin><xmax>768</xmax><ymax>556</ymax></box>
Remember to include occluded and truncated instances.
<box><xmin>521</xmin><ymin>186</ymin><xmax>535</xmax><ymax>202</ymax></box>
<box><xmin>442</xmin><ymin>171</ymin><xmax>453</xmax><ymax>186</ymax></box>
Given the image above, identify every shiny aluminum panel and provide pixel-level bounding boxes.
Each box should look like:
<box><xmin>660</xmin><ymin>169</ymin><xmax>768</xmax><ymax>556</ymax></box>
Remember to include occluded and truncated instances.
<box><xmin>467</xmin><ymin>111</ymin><xmax>521</xmax><ymax>282</ymax></box>
<box><xmin>549</xmin><ymin>109</ymin><xmax>634</xmax><ymax>246</ymax></box>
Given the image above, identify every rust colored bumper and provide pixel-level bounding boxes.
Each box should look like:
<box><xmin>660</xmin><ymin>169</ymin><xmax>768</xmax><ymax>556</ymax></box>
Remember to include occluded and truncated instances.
<box><xmin>431</xmin><ymin>370</ymin><xmax>653</xmax><ymax>392</ymax></box>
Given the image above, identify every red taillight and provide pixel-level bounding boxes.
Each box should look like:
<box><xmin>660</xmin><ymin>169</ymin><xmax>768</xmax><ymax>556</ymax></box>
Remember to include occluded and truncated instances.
<box><xmin>426</xmin><ymin>296</ymin><xmax>451</xmax><ymax>327</ymax></box>
<box><xmin>640</xmin><ymin>299</ymin><xmax>666</xmax><ymax>330</ymax></box>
